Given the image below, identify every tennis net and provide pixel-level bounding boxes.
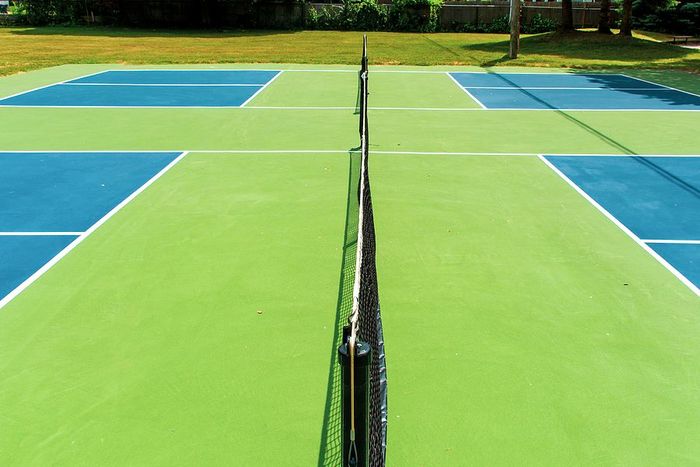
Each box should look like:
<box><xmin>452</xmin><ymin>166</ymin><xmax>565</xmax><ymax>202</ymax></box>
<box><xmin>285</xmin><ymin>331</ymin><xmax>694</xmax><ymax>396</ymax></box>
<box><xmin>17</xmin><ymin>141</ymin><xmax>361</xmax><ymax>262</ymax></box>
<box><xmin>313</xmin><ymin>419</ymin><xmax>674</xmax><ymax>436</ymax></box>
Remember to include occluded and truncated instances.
<box><xmin>339</xmin><ymin>34</ymin><xmax>387</xmax><ymax>467</ymax></box>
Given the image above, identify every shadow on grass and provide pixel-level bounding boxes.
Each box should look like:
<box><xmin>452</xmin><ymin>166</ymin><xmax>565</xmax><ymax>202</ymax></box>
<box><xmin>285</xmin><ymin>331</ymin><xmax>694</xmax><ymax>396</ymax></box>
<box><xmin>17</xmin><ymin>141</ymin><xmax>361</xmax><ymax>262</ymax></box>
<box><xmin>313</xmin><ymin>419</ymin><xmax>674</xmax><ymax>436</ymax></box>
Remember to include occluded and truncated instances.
<box><xmin>465</xmin><ymin>31</ymin><xmax>697</xmax><ymax>65</ymax></box>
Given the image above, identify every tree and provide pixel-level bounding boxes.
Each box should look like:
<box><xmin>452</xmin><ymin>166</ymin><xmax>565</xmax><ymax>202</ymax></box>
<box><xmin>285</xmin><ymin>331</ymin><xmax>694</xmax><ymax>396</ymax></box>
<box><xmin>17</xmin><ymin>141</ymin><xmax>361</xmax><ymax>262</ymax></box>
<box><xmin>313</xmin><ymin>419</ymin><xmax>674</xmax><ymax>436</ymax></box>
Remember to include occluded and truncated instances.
<box><xmin>620</xmin><ymin>0</ymin><xmax>633</xmax><ymax>35</ymax></box>
<box><xmin>560</xmin><ymin>0</ymin><xmax>574</xmax><ymax>31</ymax></box>
<box><xmin>598</xmin><ymin>0</ymin><xmax>612</xmax><ymax>34</ymax></box>
<box><xmin>509</xmin><ymin>0</ymin><xmax>520</xmax><ymax>58</ymax></box>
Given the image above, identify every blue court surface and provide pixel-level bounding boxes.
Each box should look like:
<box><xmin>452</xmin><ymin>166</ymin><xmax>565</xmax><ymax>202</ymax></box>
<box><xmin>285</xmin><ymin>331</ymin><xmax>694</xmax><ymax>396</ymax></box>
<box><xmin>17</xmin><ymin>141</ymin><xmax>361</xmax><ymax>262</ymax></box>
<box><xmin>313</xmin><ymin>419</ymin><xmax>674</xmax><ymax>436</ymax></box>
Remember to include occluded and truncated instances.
<box><xmin>0</xmin><ymin>151</ymin><xmax>182</xmax><ymax>303</ymax></box>
<box><xmin>0</xmin><ymin>70</ymin><xmax>280</xmax><ymax>107</ymax></box>
<box><xmin>450</xmin><ymin>73</ymin><xmax>700</xmax><ymax>110</ymax></box>
<box><xmin>545</xmin><ymin>155</ymin><xmax>700</xmax><ymax>291</ymax></box>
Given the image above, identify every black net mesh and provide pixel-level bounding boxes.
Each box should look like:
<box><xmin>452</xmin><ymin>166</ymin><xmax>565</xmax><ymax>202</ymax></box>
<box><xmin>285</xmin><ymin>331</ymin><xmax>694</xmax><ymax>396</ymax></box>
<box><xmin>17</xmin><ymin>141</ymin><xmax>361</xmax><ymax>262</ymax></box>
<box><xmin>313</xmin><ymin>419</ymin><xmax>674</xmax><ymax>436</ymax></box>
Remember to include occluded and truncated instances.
<box><xmin>353</xmin><ymin>34</ymin><xmax>388</xmax><ymax>467</ymax></box>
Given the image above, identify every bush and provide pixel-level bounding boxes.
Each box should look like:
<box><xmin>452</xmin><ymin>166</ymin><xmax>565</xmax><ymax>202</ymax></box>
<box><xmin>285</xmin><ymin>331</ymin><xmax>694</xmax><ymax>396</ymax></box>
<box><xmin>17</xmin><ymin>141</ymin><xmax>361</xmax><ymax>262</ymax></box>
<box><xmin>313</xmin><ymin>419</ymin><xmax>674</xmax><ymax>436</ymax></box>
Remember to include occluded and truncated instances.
<box><xmin>307</xmin><ymin>0</ymin><xmax>441</xmax><ymax>32</ymax></box>
<box><xmin>482</xmin><ymin>15</ymin><xmax>509</xmax><ymax>33</ymax></box>
<box><xmin>344</xmin><ymin>0</ymin><xmax>388</xmax><ymax>30</ymax></box>
<box><xmin>389</xmin><ymin>0</ymin><xmax>443</xmax><ymax>32</ymax></box>
<box><xmin>20</xmin><ymin>0</ymin><xmax>119</xmax><ymax>25</ymax></box>
<box><xmin>8</xmin><ymin>1</ymin><xmax>29</xmax><ymax>16</ymax></box>
<box><xmin>635</xmin><ymin>2</ymin><xmax>700</xmax><ymax>35</ymax></box>
<box><xmin>523</xmin><ymin>13</ymin><xmax>558</xmax><ymax>34</ymax></box>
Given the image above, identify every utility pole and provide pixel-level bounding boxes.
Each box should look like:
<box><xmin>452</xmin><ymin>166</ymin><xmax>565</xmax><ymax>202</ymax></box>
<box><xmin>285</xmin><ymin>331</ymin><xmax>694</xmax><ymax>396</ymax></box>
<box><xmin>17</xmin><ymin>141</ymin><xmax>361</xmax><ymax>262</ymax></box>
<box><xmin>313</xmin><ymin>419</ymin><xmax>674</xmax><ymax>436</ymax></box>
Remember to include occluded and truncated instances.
<box><xmin>509</xmin><ymin>0</ymin><xmax>520</xmax><ymax>59</ymax></box>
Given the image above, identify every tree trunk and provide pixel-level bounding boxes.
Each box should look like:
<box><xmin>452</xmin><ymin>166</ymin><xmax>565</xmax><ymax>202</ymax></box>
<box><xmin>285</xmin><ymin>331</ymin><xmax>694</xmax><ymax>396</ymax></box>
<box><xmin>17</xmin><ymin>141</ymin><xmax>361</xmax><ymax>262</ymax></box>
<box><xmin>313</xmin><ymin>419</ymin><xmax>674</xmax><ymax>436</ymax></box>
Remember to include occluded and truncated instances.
<box><xmin>619</xmin><ymin>0</ymin><xmax>633</xmax><ymax>36</ymax></box>
<box><xmin>560</xmin><ymin>0</ymin><xmax>574</xmax><ymax>31</ymax></box>
<box><xmin>509</xmin><ymin>0</ymin><xmax>520</xmax><ymax>59</ymax></box>
<box><xmin>598</xmin><ymin>0</ymin><xmax>612</xmax><ymax>34</ymax></box>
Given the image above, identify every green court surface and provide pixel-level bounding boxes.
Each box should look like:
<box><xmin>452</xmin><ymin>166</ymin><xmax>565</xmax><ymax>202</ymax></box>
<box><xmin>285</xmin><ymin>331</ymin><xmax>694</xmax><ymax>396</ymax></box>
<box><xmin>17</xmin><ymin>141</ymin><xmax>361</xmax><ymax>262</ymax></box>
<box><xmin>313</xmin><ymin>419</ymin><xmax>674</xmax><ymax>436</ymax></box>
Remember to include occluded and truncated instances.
<box><xmin>0</xmin><ymin>64</ymin><xmax>699</xmax><ymax>465</ymax></box>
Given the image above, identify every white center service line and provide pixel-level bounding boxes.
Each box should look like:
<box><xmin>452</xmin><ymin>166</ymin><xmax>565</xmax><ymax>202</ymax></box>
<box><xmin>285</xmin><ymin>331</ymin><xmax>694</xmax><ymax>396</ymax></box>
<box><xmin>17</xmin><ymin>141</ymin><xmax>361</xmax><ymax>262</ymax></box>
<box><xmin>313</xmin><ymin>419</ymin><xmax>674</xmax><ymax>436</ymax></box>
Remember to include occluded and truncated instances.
<box><xmin>0</xmin><ymin>232</ymin><xmax>84</xmax><ymax>236</ymax></box>
<box><xmin>642</xmin><ymin>239</ymin><xmax>700</xmax><ymax>245</ymax></box>
<box><xmin>62</xmin><ymin>83</ymin><xmax>264</xmax><ymax>87</ymax></box>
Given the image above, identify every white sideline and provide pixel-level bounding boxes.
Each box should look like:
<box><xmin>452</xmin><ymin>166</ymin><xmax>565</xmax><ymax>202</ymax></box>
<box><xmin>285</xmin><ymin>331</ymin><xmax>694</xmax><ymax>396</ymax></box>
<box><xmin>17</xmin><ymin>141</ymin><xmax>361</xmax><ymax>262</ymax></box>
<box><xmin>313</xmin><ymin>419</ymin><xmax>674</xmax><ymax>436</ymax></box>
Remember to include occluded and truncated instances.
<box><xmin>538</xmin><ymin>154</ymin><xmax>700</xmax><ymax>296</ymax></box>
<box><xmin>0</xmin><ymin>151</ymin><xmax>189</xmax><ymax>311</ymax></box>
<box><xmin>240</xmin><ymin>71</ymin><xmax>284</xmax><ymax>107</ymax></box>
<box><xmin>445</xmin><ymin>72</ymin><xmax>487</xmax><ymax>109</ymax></box>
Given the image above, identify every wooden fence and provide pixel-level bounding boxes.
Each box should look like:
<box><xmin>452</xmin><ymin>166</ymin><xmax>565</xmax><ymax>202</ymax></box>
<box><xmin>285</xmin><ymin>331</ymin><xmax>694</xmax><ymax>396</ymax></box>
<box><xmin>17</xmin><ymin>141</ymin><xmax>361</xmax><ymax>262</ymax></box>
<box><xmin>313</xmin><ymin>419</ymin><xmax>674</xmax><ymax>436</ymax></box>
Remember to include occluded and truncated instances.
<box><xmin>439</xmin><ymin>2</ymin><xmax>605</xmax><ymax>29</ymax></box>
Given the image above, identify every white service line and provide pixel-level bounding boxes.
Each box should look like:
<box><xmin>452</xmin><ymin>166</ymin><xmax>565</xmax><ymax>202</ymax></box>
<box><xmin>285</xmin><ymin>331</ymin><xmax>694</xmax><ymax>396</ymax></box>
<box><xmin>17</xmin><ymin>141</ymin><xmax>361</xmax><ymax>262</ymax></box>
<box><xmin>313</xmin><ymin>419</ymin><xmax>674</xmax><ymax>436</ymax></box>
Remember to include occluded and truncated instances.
<box><xmin>0</xmin><ymin>151</ymin><xmax>189</xmax><ymax>311</ymax></box>
<box><xmin>62</xmin><ymin>82</ymin><xmax>264</xmax><ymax>87</ymax></box>
<box><xmin>461</xmin><ymin>86</ymin><xmax>674</xmax><ymax>91</ymax></box>
<box><xmin>246</xmin><ymin>106</ymin><xmax>356</xmax><ymax>110</ymax></box>
<box><xmin>2</xmin><ymin>150</ymin><xmax>698</xmax><ymax>157</ymax></box>
<box><xmin>538</xmin><ymin>154</ymin><xmax>700</xmax><ymax>296</ymax></box>
<box><xmin>102</xmin><ymin>68</ymin><xmax>356</xmax><ymax>73</ymax></box>
<box><xmin>445</xmin><ymin>72</ymin><xmax>487</xmax><ymax>109</ymax></box>
<box><xmin>1</xmin><ymin>103</ymin><xmax>699</xmax><ymax>111</ymax></box>
<box><xmin>239</xmin><ymin>71</ymin><xmax>284</xmax><ymax>107</ymax></box>
<box><xmin>0</xmin><ymin>232</ymin><xmax>83</xmax><ymax>236</ymax></box>
<box><xmin>643</xmin><ymin>239</ymin><xmax>700</xmax><ymax>245</ymax></box>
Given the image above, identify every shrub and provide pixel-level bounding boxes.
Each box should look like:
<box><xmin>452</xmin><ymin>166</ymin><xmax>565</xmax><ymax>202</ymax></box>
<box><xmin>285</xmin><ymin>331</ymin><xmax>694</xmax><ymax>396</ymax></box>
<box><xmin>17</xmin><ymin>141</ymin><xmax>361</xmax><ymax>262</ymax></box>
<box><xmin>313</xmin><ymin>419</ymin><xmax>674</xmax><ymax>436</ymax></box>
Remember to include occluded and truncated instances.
<box><xmin>343</xmin><ymin>0</ymin><xmax>387</xmax><ymax>30</ymax></box>
<box><xmin>523</xmin><ymin>13</ymin><xmax>558</xmax><ymax>34</ymax></box>
<box><xmin>635</xmin><ymin>2</ymin><xmax>700</xmax><ymax>35</ymax></box>
<box><xmin>389</xmin><ymin>0</ymin><xmax>443</xmax><ymax>32</ymax></box>
<box><xmin>306</xmin><ymin>5</ymin><xmax>342</xmax><ymax>30</ymax></box>
<box><xmin>481</xmin><ymin>15</ymin><xmax>509</xmax><ymax>33</ymax></box>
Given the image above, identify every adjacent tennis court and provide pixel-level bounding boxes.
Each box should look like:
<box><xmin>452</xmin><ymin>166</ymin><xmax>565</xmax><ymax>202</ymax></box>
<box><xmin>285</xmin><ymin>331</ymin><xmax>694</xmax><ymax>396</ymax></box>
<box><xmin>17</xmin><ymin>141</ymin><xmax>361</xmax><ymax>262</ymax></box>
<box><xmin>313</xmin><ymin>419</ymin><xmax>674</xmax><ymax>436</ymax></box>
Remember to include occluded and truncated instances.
<box><xmin>449</xmin><ymin>72</ymin><xmax>700</xmax><ymax>110</ymax></box>
<box><xmin>0</xmin><ymin>70</ymin><xmax>281</xmax><ymax>107</ymax></box>
<box><xmin>0</xmin><ymin>42</ymin><xmax>699</xmax><ymax>465</ymax></box>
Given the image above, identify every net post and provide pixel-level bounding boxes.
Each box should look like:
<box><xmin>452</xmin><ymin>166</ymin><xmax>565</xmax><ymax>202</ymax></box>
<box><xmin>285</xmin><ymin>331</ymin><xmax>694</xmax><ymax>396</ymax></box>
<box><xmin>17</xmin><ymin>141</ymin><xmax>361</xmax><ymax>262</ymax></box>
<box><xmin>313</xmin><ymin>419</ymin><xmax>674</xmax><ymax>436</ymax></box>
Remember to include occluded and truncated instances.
<box><xmin>338</xmin><ymin>340</ymin><xmax>371</xmax><ymax>467</ymax></box>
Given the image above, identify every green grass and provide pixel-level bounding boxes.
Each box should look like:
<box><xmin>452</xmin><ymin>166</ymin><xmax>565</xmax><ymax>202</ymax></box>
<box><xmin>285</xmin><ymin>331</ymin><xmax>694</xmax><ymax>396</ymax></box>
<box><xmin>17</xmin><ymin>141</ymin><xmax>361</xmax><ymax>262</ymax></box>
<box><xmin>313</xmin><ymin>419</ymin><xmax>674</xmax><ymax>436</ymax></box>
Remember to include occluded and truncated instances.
<box><xmin>1</xmin><ymin>26</ymin><xmax>700</xmax><ymax>76</ymax></box>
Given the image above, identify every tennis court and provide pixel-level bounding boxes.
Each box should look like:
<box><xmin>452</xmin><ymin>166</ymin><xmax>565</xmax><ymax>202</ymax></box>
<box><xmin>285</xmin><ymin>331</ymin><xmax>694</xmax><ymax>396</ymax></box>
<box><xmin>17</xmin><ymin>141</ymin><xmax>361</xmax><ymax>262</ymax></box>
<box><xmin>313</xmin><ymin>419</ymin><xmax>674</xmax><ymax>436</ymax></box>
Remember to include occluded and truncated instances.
<box><xmin>1</xmin><ymin>40</ymin><xmax>699</xmax><ymax>465</ymax></box>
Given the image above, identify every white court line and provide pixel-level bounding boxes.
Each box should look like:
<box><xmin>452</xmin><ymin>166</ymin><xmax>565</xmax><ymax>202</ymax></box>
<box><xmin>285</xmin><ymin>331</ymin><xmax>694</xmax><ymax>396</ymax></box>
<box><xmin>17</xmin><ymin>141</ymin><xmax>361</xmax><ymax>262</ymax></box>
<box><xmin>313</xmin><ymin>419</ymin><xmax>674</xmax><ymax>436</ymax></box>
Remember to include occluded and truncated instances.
<box><xmin>0</xmin><ymin>150</ymin><xmax>188</xmax><ymax>153</ymax></box>
<box><xmin>538</xmin><ymin>154</ymin><xmax>700</xmax><ymax>296</ymax></box>
<box><xmin>450</xmin><ymin>72</ymin><xmax>619</xmax><ymax>76</ymax></box>
<box><xmin>102</xmin><ymin>68</ymin><xmax>355</xmax><ymax>73</ymax></box>
<box><xmin>1</xmin><ymin>103</ymin><xmax>699</xmax><ymax>111</ymax></box>
<box><xmin>0</xmin><ymin>232</ymin><xmax>83</xmax><ymax>236</ymax></box>
<box><xmin>462</xmin><ymin>86</ymin><xmax>674</xmax><ymax>91</ymax></box>
<box><xmin>247</xmin><ymin>105</ymin><xmax>356</xmax><ymax>110</ymax></box>
<box><xmin>1</xmin><ymin>150</ymin><xmax>699</xmax><ymax>157</ymax></box>
<box><xmin>0</xmin><ymin>151</ymin><xmax>189</xmax><ymax>311</ymax></box>
<box><xmin>369</xmin><ymin>107</ymin><xmax>697</xmax><ymax>112</ymax></box>
<box><xmin>240</xmin><ymin>71</ymin><xmax>284</xmax><ymax>107</ymax></box>
<box><xmin>0</xmin><ymin>105</ymin><xmax>268</xmax><ymax>109</ymax></box>
<box><xmin>620</xmin><ymin>74</ymin><xmax>700</xmax><ymax>99</ymax></box>
<box><xmin>643</xmin><ymin>239</ymin><xmax>700</xmax><ymax>245</ymax></box>
<box><xmin>62</xmin><ymin>82</ymin><xmax>264</xmax><ymax>87</ymax></box>
<box><xmin>445</xmin><ymin>72</ymin><xmax>487</xmax><ymax>109</ymax></box>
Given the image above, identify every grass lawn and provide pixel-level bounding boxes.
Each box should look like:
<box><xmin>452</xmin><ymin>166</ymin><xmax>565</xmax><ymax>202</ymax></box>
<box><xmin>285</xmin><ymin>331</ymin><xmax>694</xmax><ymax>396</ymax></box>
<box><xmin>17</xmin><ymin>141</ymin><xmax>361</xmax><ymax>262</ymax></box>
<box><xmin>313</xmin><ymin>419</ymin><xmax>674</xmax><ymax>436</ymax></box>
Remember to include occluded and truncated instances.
<box><xmin>1</xmin><ymin>26</ymin><xmax>699</xmax><ymax>76</ymax></box>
